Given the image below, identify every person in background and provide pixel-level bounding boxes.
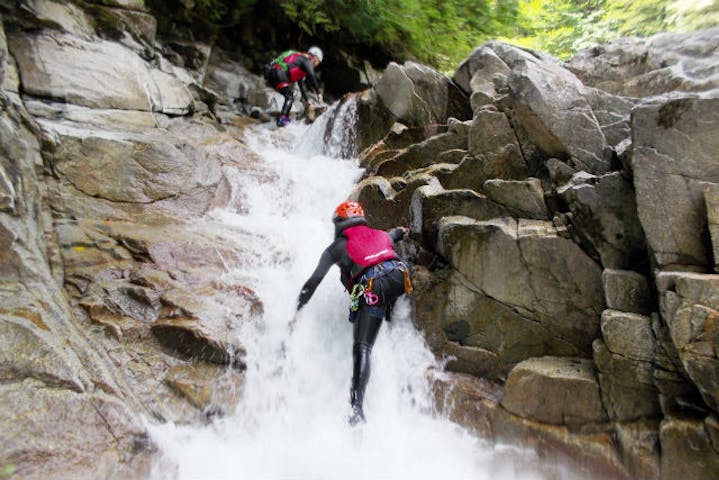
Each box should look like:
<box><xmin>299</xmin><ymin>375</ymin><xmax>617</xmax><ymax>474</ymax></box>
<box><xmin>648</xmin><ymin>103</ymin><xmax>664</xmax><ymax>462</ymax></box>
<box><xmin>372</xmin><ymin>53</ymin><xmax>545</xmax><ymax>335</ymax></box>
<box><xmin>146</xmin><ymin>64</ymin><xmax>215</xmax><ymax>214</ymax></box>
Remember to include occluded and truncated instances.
<box><xmin>264</xmin><ymin>46</ymin><xmax>324</xmax><ymax>127</ymax></box>
<box><xmin>296</xmin><ymin>201</ymin><xmax>414</xmax><ymax>426</ymax></box>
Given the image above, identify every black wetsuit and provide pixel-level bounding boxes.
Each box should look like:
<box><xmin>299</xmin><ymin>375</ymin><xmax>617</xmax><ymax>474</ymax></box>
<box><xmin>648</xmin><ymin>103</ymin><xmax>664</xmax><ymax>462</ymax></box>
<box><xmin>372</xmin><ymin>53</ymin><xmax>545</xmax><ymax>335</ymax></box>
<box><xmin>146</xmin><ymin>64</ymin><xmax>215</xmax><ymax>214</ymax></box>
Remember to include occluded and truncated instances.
<box><xmin>297</xmin><ymin>217</ymin><xmax>410</xmax><ymax>424</ymax></box>
<box><xmin>266</xmin><ymin>53</ymin><xmax>321</xmax><ymax>117</ymax></box>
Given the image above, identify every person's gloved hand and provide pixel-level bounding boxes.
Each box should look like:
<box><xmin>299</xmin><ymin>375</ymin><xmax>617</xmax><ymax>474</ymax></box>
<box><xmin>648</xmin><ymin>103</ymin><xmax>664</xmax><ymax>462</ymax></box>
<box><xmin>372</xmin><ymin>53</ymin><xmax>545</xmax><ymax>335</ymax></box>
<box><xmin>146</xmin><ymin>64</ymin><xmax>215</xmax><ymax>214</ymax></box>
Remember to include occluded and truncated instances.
<box><xmin>297</xmin><ymin>287</ymin><xmax>311</xmax><ymax>311</ymax></box>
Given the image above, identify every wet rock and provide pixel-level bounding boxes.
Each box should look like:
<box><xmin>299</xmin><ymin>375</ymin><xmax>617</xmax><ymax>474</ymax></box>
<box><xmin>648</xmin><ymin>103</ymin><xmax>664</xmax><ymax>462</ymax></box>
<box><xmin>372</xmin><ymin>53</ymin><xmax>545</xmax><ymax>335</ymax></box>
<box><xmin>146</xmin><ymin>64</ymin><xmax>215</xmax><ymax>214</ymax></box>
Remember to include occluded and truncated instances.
<box><xmin>602</xmin><ymin>269</ymin><xmax>653</xmax><ymax>315</ymax></box>
<box><xmin>452</xmin><ymin>42</ymin><xmax>513</xmax><ymax>111</ymax></box>
<box><xmin>351</xmin><ymin>168</ymin><xmax>449</xmax><ymax>231</ymax></box>
<box><xmin>435</xmin><ymin>372</ymin><xmax>630</xmax><ymax>479</ymax></box>
<box><xmin>594</xmin><ymin>338</ymin><xmax>660</xmax><ymax>421</ymax></box>
<box><xmin>501</xmin><ymin>356</ymin><xmax>608</xmax><ymax>425</ymax></box>
<box><xmin>632</xmin><ymin>97</ymin><xmax>719</xmax><ymax>269</ymax></box>
<box><xmin>704</xmin><ymin>182</ymin><xmax>719</xmax><ymax>271</ymax></box>
<box><xmin>372</xmin><ymin>120</ymin><xmax>469</xmax><ymax>177</ymax></box>
<box><xmin>436</xmin><ymin>272</ymin><xmax>580</xmax><ymax>380</ymax></box>
<box><xmin>7</xmin><ymin>31</ymin><xmax>192</xmax><ymax>114</ymax></box>
<box><xmin>557</xmin><ymin>171</ymin><xmax>646</xmax><ymax>270</ymax></box>
<box><xmin>482</xmin><ymin>43</ymin><xmax>613</xmax><ymax>174</ymax></box>
<box><xmin>437</xmin><ymin>216</ymin><xmax>604</xmax><ymax>353</ymax></box>
<box><xmin>660</xmin><ymin>415</ymin><xmax>719</xmax><ymax>480</ymax></box>
<box><xmin>614</xmin><ymin>420</ymin><xmax>661</xmax><ymax>480</ymax></box>
<box><xmin>375</xmin><ymin>61</ymin><xmax>471</xmax><ymax>128</ymax></box>
<box><xmin>567</xmin><ymin>27</ymin><xmax>719</xmax><ymax>98</ymax></box>
<box><xmin>451</xmin><ymin>108</ymin><xmax>528</xmax><ymax>189</ymax></box>
<box><xmin>658</xmin><ymin>272</ymin><xmax>719</xmax><ymax>412</ymax></box>
<box><xmin>409</xmin><ymin>182</ymin><xmax>510</xmax><ymax>248</ymax></box>
<box><xmin>483</xmin><ymin>178</ymin><xmax>548</xmax><ymax>220</ymax></box>
<box><xmin>0</xmin><ymin>381</ymin><xmax>151</xmax><ymax>480</ymax></box>
<box><xmin>165</xmin><ymin>363</ymin><xmax>243</xmax><ymax>415</ymax></box>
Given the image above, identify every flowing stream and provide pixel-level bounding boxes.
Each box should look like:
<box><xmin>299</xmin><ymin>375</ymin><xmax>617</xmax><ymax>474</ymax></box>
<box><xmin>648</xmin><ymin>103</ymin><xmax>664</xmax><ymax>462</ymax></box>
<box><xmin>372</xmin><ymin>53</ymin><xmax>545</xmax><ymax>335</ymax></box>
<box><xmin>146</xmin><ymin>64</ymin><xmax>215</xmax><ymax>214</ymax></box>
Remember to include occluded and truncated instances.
<box><xmin>148</xmin><ymin>102</ymin><xmax>565</xmax><ymax>480</ymax></box>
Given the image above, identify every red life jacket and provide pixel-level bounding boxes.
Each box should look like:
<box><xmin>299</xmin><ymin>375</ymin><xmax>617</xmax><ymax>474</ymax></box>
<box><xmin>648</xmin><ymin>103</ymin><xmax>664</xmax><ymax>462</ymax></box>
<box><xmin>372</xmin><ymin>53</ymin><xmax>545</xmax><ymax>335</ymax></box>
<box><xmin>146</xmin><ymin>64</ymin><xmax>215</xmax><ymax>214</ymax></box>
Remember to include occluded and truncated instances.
<box><xmin>343</xmin><ymin>225</ymin><xmax>397</xmax><ymax>269</ymax></box>
<box><xmin>283</xmin><ymin>52</ymin><xmax>309</xmax><ymax>83</ymax></box>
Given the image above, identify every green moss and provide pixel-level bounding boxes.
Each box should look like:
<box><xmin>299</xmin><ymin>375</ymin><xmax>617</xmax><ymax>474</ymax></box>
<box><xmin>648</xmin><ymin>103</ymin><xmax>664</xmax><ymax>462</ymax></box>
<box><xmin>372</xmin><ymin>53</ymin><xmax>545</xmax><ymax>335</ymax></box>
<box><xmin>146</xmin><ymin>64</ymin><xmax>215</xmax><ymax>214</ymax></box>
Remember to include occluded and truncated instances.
<box><xmin>86</xmin><ymin>6</ymin><xmax>126</xmax><ymax>41</ymax></box>
<box><xmin>0</xmin><ymin>465</ymin><xmax>16</xmax><ymax>480</ymax></box>
<box><xmin>657</xmin><ymin>99</ymin><xmax>693</xmax><ymax>129</ymax></box>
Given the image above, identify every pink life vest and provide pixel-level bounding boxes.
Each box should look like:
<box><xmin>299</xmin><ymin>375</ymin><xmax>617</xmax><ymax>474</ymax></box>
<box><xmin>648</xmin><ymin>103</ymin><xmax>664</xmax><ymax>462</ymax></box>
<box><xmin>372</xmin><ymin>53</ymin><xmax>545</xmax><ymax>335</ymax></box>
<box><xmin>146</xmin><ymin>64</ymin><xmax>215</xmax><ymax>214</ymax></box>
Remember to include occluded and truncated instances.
<box><xmin>284</xmin><ymin>52</ymin><xmax>309</xmax><ymax>83</ymax></box>
<box><xmin>343</xmin><ymin>225</ymin><xmax>397</xmax><ymax>268</ymax></box>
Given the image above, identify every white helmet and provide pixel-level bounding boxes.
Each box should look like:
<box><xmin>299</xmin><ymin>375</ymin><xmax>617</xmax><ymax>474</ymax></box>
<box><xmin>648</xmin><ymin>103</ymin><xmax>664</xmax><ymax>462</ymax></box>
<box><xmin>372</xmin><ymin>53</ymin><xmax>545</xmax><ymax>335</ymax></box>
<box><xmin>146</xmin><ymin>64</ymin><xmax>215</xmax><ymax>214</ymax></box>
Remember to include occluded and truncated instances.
<box><xmin>308</xmin><ymin>46</ymin><xmax>323</xmax><ymax>63</ymax></box>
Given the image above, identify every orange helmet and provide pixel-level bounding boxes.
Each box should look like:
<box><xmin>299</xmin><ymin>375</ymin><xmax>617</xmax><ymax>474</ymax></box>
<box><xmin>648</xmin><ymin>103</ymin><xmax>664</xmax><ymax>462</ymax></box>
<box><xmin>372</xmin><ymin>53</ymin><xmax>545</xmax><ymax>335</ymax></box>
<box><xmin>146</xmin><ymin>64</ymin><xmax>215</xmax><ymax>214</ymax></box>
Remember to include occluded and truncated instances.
<box><xmin>333</xmin><ymin>201</ymin><xmax>364</xmax><ymax>221</ymax></box>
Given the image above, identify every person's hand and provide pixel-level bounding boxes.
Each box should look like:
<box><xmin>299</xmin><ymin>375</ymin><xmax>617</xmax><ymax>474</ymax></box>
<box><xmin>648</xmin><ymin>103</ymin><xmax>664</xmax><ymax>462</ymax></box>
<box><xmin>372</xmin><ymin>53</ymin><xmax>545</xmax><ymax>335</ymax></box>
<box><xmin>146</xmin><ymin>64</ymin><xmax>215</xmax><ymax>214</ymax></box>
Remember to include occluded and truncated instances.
<box><xmin>316</xmin><ymin>93</ymin><xmax>323</xmax><ymax>105</ymax></box>
<box><xmin>398</xmin><ymin>226</ymin><xmax>409</xmax><ymax>237</ymax></box>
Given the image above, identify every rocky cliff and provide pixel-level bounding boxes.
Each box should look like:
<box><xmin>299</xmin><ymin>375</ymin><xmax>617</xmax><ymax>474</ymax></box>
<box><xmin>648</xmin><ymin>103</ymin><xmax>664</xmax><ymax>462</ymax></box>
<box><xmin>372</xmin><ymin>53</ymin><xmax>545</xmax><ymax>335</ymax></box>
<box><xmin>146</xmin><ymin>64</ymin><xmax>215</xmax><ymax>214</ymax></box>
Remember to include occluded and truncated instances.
<box><xmin>349</xmin><ymin>29</ymin><xmax>719</xmax><ymax>479</ymax></box>
<box><xmin>1</xmin><ymin>1</ymin><xmax>719</xmax><ymax>479</ymax></box>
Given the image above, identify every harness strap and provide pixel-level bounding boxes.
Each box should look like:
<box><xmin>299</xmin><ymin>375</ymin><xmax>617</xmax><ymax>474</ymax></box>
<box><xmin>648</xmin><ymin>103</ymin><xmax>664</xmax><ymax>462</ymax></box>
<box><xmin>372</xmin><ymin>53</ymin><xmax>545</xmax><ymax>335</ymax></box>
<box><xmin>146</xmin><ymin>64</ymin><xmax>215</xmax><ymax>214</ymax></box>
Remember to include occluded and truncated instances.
<box><xmin>350</xmin><ymin>259</ymin><xmax>413</xmax><ymax>299</ymax></box>
<box><xmin>350</xmin><ymin>259</ymin><xmax>400</xmax><ymax>286</ymax></box>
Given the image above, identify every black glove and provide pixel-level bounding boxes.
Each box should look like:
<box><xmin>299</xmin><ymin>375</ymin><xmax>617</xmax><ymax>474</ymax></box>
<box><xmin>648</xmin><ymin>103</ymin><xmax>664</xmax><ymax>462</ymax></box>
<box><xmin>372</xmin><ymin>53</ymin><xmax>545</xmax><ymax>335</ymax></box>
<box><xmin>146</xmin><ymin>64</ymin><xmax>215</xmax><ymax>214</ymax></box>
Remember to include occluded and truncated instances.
<box><xmin>297</xmin><ymin>287</ymin><xmax>311</xmax><ymax>311</ymax></box>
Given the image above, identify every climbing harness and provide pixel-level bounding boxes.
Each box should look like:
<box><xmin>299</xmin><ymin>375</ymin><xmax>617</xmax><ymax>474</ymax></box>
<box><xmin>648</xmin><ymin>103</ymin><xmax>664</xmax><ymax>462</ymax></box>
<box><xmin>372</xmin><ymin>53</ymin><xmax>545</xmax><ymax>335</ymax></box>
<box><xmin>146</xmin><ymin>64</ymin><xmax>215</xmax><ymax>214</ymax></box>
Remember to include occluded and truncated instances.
<box><xmin>349</xmin><ymin>259</ymin><xmax>413</xmax><ymax>310</ymax></box>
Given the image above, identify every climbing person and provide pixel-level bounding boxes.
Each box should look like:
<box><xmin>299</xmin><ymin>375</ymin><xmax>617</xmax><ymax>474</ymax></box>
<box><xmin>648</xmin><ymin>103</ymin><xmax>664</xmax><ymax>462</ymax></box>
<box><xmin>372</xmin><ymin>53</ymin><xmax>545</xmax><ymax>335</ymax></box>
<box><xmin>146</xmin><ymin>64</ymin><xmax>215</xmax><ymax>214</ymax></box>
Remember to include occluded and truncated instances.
<box><xmin>295</xmin><ymin>201</ymin><xmax>414</xmax><ymax>426</ymax></box>
<box><xmin>264</xmin><ymin>46</ymin><xmax>324</xmax><ymax>127</ymax></box>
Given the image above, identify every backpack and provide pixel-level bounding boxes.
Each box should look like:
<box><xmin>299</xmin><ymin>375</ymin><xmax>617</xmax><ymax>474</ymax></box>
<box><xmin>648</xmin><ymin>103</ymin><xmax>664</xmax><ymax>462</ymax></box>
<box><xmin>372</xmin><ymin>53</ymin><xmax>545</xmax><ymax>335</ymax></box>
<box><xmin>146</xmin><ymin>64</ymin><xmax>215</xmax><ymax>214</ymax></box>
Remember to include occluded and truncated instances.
<box><xmin>263</xmin><ymin>49</ymin><xmax>298</xmax><ymax>81</ymax></box>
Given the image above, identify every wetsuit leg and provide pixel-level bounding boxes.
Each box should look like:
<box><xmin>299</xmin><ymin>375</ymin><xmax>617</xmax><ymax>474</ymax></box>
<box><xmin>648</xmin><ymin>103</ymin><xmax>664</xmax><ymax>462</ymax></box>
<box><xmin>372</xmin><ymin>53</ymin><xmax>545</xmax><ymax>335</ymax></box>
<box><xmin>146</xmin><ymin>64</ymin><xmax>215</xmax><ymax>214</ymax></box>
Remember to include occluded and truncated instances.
<box><xmin>375</xmin><ymin>268</ymin><xmax>406</xmax><ymax>320</ymax></box>
<box><xmin>268</xmin><ymin>68</ymin><xmax>294</xmax><ymax>122</ymax></box>
<box><xmin>349</xmin><ymin>309</ymin><xmax>382</xmax><ymax>425</ymax></box>
<box><xmin>278</xmin><ymin>86</ymin><xmax>294</xmax><ymax>117</ymax></box>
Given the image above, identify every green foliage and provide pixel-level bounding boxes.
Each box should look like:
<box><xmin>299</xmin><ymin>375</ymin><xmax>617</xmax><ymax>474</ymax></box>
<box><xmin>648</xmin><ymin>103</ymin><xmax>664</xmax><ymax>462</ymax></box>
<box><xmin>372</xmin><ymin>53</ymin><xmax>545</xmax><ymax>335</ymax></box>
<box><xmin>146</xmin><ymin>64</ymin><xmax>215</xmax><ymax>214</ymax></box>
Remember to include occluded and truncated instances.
<box><xmin>147</xmin><ymin>0</ymin><xmax>259</xmax><ymax>40</ymax></box>
<box><xmin>148</xmin><ymin>0</ymin><xmax>718</xmax><ymax>69</ymax></box>
<box><xmin>290</xmin><ymin>0</ymin><xmax>515</xmax><ymax>71</ymax></box>
<box><xmin>280</xmin><ymin>0</ymin><xmax>337</xmax><ymax>35</ymax></box>
<box><xmin>223</xmin><ymin>0</ymin><xmax>517</xmax><ymax>71</ymax></box>
<box><xmin>503</xmin><ymin>0</ymin><xmax>719</xmax><ymax>59</ymax></box>
<box><xmin>0</xmin><ymin>464</ymin><xmax>16</xmax><ymax>480</ymax></box>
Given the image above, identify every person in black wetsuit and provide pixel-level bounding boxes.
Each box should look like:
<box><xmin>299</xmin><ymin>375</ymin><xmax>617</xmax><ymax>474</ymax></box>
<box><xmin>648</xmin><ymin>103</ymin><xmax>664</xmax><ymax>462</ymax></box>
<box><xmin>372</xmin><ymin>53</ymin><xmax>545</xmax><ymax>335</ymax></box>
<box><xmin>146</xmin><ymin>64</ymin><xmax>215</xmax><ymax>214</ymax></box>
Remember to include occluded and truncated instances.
<box><xmin>265</xmin><ymin>46</ymin><xmax>324</xmax><ymax>127</ymax></box>
<box><xmin>296</xmin><ymin>201</ymin><xmax>413</xmax><ymax>426</ymax></box>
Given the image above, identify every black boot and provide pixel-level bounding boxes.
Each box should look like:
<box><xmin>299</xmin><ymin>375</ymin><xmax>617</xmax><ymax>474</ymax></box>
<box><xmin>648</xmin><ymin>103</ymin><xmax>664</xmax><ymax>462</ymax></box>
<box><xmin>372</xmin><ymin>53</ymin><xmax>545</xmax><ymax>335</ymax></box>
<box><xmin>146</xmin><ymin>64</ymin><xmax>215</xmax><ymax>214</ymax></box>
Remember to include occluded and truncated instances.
<box><xmin>348</xmin><ymin>390</ymin><xmax>365</xmax><ymax>426</ymax></box>
<box><xmin>348</xmin><ymin>343</ymin><xmax>371</xmax><ymax>426</ymax></box>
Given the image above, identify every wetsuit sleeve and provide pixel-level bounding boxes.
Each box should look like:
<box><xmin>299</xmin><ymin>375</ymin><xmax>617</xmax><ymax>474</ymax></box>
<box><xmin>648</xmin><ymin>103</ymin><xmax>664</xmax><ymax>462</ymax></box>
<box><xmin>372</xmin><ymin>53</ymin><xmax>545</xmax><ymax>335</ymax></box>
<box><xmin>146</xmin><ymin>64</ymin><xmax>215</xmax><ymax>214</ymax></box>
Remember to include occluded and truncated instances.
<box><xmin>298</xmin><ymin>79</ymin><xmax>309</xmax><ymax>103</ymax></box>
<box><xmin>297</xmin><ymin>241</ymin><xmax>341</xmax><ymax>310</ymax></box>
<box><xmin>297</xmin><ymin>55</ymin><xmax>320</xmax><ymax>94</ymax></box>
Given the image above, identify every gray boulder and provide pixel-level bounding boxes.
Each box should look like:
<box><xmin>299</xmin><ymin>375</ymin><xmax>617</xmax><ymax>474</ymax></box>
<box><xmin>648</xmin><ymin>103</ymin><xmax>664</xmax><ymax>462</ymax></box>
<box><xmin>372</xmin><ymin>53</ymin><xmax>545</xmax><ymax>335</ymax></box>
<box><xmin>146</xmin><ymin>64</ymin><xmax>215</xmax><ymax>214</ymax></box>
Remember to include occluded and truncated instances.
<box><xmin>632</xmin><ymin>97</ymin><xmax>719</xmax><ymax>269</ymax></box>
<box><xmin>466</xmin><ymin>42</ymin><xmax>614</xmax><ymax>174</ymax></box>
<box><xmin>659</xmin><ymin>272</ymin><xmax>719</xmax><ymax>412</ymax></box>
<box><xmin>501</xmin><ymin>356</ymin><xmax>608</xmax><ymax>425</ymax></box>
<box><xmin>603</xmin><ymin>269</ymin><xmax>653</xmax><ymax>315</ymax></box>
<box><xmin>437</xmin><ymin>216</ymin><xmax>605</xmax><ymax>353</ymax></box>
<box><xmin>375</xmin><ymin>61</ymin><xmax>471</xmax><ymax>128</ymax></box>
<box><xmin>567</xmin><ymin>27</ymin><xmax>719</xmax><ymax>98</ymax></box>
<box><xmin>8</xmin><ymin>31</ymin><xmax>193</xmax><ymax>114</ymax></box>
<box><xmin>557</xmin><ymin>171</ymin><xmax>646</xmax><ymax>269</ymax></box>
<box><xmin>594</xmin><ymin>310</ymin><xmax>661</xmax><ymax>421</ymax></box>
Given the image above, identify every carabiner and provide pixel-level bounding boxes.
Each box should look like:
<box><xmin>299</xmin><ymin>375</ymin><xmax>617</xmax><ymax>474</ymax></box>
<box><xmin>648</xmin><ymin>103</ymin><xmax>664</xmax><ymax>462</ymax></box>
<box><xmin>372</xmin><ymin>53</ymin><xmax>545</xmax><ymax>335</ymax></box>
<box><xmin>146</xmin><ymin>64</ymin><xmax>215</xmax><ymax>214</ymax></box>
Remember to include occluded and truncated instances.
<box><xmin>364</xmin><ymin>291</ymin><xmax>379</xmax><ymax>305</ymax></box>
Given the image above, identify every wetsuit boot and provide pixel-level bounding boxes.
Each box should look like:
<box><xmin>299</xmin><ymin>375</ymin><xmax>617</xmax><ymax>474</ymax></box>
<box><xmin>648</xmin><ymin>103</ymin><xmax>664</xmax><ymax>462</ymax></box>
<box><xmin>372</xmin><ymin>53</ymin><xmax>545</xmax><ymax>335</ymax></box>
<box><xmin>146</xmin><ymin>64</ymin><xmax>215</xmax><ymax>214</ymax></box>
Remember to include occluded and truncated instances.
<box><xmin>349</xmin><ymin>342</ymin><xmax>371</xmax><ymax>426</ymax></box>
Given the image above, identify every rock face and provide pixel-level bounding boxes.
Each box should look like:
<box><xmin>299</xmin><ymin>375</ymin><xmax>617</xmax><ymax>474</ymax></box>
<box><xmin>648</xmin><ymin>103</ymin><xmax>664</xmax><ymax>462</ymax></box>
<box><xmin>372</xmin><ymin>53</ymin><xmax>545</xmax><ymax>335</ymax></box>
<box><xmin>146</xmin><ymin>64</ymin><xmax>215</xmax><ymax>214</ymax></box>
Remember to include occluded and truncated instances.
<box><xmin>0</xmin><ymin>2</ymin><xmax>272</xmax><ymax>478</ymax></box>
<box><xmin>2</xmin><ymin>1</ymin><xmax>719</xmax><ymax>479</ymax></box>
<box><xmin>353</xmin><ymin>28</ymin><xmax>719</xmax><ymax>480</ymax></box>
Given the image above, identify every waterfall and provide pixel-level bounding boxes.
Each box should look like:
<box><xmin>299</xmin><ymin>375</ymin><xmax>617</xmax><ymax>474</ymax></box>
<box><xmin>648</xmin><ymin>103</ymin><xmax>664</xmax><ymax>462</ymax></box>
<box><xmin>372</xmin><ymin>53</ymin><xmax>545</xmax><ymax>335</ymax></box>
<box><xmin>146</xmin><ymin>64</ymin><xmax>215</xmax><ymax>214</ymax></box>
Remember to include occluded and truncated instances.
<box><xmin>148</xmin><ymin>101</ymin><xmax>561</xmax><ymax>480</ymax></box>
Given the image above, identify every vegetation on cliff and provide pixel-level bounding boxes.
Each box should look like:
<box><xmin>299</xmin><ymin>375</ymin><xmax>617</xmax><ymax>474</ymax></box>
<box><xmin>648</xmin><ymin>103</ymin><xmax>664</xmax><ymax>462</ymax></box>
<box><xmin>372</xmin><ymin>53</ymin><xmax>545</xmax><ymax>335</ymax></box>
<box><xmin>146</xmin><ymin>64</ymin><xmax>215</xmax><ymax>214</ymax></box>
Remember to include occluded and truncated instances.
<box><xmin>147</xmin><ymin>0</ymin><xmax>719</xmax><ymax>70</ymax></box>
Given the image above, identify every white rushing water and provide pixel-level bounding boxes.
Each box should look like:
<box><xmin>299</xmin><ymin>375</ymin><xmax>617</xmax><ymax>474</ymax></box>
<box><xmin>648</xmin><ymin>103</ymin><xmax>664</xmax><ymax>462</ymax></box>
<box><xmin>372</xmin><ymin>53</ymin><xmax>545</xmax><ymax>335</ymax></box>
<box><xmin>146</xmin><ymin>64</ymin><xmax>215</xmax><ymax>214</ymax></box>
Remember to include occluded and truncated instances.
<box><xmin>148</xmin><ymin>103</ymin><xmax>561</xmax><ymax>480</ymax></box>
